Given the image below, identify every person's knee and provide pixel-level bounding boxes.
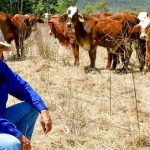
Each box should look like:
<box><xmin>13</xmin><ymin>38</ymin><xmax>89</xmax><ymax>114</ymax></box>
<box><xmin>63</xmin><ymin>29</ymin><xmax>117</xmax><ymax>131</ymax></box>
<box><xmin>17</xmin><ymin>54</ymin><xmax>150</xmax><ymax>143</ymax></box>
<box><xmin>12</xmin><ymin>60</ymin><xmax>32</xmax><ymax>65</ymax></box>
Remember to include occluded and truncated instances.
<box><xmin>0</xmin><ymin>134</ymin><xmax>21</xmax><ymax>150</ymax></box>
<box><xmin>5</xmin><ymin>140</ymin><xmax>21</xmax><ymax>150</ymax></box>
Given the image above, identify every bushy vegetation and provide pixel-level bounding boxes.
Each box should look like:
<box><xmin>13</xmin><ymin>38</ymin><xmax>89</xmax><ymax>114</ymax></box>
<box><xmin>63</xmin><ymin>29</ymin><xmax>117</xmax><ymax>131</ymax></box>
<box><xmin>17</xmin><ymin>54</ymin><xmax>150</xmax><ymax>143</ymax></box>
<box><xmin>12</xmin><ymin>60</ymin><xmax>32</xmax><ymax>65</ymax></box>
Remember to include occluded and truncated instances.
<box><xmin>0</xmin><ymin>0</ymin><xmax>58</xmax><ymax>15</ymax></box>
<box><xmin>55</xmin><ymin>0</ymin><xmax>77</xmax><ymax>14</ymax></box>
<box><xmin>0</xmin><ymin>0</ymin><xmax>78</xmax><ymax>15</ymax></box>
<box><xmin>81</xmin><ymin>1</ymin><xmax>109</xmax><ymax>14</ymax></box>
<box><xmin>0</xmin><ymin>0</ymin><xmax>150</xmax><ymax>16</ymax></box>
<box><xmin>77</xmin><ymin>0</ymin><xmax>150</xmax><ymax>14</ymax></box>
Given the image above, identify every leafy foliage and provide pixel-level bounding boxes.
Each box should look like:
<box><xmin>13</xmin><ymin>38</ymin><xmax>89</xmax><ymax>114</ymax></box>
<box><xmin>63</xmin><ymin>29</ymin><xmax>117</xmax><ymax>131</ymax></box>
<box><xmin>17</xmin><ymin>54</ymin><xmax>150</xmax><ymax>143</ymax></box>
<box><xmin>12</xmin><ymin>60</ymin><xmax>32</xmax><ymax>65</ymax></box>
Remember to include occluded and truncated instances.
<box><xmin>1</xmin><ymin>0</ymin><xmax>150</xmax><ymax>16</ymax></box>
<box><xmin>0</xmin><ymin>0</ymin><xmax>58</xmax><ymax>16</ymax></box>
<box><xmin>81</xmin><ymin>0</ymin><xmax>109</xmax><ymax>14</ymax></box>
<box><xmin>56</xmin><ymin>0</ymin><xmax>77</xmax><ymax>14</ymax></box>
<box><xmin>31</xmin><ymin>0</ymin><xmax>58</xmax><ymax>15</ymax></box>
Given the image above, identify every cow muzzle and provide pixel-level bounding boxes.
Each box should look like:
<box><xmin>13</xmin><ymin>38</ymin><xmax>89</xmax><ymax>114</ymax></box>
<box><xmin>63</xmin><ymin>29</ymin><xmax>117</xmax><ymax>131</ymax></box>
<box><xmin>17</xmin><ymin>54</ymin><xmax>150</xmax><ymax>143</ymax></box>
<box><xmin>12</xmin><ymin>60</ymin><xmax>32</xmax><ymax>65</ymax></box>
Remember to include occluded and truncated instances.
<box><xmin>136</xmin><ymin>18</ymin><xmax>140</xmax><ymax>24</ymax></box>
<box><xmin>66</xmin><ymin>17</ymin><xmax>72</xmax><ymax>28</ymax></box>
<box><xmin>140</xmin><ymin>33</ymin><xmax>147</xmax><ymax>40</ymax></box>
<box><xmin>67</xmin><ymin>22</ymin><xmax>72</xmax><ymax>28</ymax></box>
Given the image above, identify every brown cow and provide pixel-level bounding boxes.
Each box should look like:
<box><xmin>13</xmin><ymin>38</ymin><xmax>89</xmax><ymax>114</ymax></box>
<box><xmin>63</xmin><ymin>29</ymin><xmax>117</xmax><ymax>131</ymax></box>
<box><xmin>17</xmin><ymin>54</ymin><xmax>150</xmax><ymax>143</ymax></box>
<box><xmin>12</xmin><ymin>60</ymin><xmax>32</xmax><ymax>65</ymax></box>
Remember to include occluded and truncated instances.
<box><xmin>12</xmin><ymin>14</ymin><xmax>44</xmax><ymax>57</ymax></box>
<box><xmin>0</xmin><ymin>12</ymin><xmax>44</xmax><ymax>59</ymax></box>
<box><xmin>0</xmin><ymin>12</ymin><xmax>18</xmax><ymax>49</ymax></box>
<box><xmin>91</xmin><ymin>12</ymin><xmax>145</xmax><ymax>71</ymax></box>
<box><xmin>48</xmin><ymin>14</ymin><xmax>79</xmax><ymax>66</ymax></box>
<box><xmin>0</xmin><ymin>12</ymin><xmax>18</xmax><ymax>59</ymax></box>
<box><xmin>60</xmin><ymin>6</ymin><xmax>133</xmax><ymax>71</ymax></box>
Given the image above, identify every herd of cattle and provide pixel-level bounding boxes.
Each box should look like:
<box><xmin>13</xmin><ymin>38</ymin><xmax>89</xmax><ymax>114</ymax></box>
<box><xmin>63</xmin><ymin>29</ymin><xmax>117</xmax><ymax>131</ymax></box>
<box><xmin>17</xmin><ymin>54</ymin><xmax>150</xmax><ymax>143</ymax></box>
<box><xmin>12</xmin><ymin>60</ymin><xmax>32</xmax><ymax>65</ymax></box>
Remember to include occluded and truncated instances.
<box><xmin>0</xmin><ymin>7</ymin><xmax>150</xmax><ymax>74</ymax></box>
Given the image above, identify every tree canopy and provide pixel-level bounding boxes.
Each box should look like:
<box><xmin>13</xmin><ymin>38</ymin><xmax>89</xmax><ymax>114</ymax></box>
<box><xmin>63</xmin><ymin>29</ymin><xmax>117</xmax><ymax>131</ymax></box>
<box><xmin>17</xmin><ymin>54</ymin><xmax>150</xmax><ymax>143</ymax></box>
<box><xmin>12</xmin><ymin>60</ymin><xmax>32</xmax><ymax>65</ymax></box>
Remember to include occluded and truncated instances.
<box><xmin>55</xmin><ymin>0</ymin><xmax>77</xmax><ymax>14</ymax></box>
<box><xmin>0</xmin><ymin>0</ymin><xmax>58</xmax><ymax>15</ymax></box>
<box><xmin>81</xmin><ymin>0</ymin><xmax>109</xmax><ymax>14</ymax></box>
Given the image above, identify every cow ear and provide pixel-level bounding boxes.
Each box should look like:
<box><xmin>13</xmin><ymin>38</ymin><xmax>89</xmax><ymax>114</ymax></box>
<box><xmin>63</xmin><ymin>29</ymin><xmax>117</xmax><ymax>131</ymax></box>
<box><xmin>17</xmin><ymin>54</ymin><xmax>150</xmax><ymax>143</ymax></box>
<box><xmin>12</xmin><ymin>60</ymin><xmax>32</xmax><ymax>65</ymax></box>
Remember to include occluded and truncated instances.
<box><xmin>59</xmin><ymin>14</ymin><xmax>67</xmax><ymax>22</ymax></box>
<box><xmin>78</xmin><ymin>13</ymin><xmax>84</xmax><ymax>22</ymax></box>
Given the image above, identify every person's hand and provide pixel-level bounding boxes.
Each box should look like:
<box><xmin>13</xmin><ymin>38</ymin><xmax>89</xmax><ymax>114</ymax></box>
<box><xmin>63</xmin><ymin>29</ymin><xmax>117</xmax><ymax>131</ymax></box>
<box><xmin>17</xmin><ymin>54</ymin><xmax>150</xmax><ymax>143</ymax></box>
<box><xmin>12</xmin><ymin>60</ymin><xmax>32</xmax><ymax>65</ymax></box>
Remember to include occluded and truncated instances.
<box><xmin>40</xmin><ymin>109</ymin><xmax>52</xmax><ymax>134</ymax></box>
<box><xmin>19</xmin><ymin>135</ymin><xmax>31</xmax><ymax>150</ymax></box>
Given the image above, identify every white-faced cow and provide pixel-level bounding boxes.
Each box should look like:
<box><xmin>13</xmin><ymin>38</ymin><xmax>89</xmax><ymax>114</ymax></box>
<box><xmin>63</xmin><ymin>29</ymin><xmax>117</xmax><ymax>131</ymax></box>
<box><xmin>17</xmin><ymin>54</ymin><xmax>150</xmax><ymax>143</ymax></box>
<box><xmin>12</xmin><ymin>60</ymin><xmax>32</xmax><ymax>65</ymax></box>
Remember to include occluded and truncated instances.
<box><xmin>90</xmin><ymin>12</ymin><xmax>144</xmax><ymax>71</ymax></box>
<box><xmin>136</xmin><ymin>12</ymin><xmax>150</xmax><ymax>73</ymax></box>
<box><xmin>60</xmin><ymin>6</ymin><xmax>136</xmax><ymax>71</ymax></box>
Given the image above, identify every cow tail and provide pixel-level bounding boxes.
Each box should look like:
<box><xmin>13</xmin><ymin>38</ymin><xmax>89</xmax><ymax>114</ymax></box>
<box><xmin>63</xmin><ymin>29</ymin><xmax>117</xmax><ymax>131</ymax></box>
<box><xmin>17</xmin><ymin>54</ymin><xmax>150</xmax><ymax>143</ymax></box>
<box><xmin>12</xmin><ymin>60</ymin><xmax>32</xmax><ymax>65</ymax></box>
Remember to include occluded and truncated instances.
<box><xmin>120</xmin><ymin>19</ymin><xmax>130</xmax><ymax>39</ymax></box>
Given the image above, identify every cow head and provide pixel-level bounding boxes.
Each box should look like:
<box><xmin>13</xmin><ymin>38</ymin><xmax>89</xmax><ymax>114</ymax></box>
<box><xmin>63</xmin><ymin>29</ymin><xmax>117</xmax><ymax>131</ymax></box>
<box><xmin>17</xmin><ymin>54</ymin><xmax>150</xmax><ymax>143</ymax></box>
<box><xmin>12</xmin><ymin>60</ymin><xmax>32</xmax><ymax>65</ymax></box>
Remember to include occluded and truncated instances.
<box><xmin>137</xmin><ymin>12</ymin><xmax>149</xmax><ymax>22</ymax></box>
<box><xmin>67</xmin><ymin>6</ymin><xmax>84</xmax><ymax>28</ymax></box>
<box><xmin>60</xmin><ymin>6</ymin><xmax>84</xmax><ymax>29</ymax></box>
<box><xmin>136</xmin><ymin>12</ymin><xmax>150</xmax><ymax>40</ymax></box>
<box><xmin>25</xmin><ymin>14</ymin><xmax>44</xmax><ymax>31</ymax></box>
<box><xmin>43</xmin><ymin>13</ymin><xmax>51</xmax><ymax>20</ymax></box>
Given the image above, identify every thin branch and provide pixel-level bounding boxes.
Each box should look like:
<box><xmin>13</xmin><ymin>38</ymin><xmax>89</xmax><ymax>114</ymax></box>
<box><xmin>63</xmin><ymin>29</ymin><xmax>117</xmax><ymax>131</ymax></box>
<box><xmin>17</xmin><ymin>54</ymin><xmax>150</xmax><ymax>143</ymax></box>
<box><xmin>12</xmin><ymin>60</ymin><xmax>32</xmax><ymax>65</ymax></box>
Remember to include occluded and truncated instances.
<box><xmin>131</xmin><ymin>66</ymin><xmax>140</xmax><ymax>137</ymax></box>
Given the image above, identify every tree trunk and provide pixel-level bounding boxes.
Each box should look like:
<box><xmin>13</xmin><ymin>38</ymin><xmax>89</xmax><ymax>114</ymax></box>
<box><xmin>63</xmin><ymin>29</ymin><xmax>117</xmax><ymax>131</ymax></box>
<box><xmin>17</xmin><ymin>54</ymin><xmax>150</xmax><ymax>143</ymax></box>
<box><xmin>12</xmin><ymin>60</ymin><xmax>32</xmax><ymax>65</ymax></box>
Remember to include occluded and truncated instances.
<box><xmin>20</xmin><ymin>0</ymin><xmax>23</xmax><ymax>13</ymax></box>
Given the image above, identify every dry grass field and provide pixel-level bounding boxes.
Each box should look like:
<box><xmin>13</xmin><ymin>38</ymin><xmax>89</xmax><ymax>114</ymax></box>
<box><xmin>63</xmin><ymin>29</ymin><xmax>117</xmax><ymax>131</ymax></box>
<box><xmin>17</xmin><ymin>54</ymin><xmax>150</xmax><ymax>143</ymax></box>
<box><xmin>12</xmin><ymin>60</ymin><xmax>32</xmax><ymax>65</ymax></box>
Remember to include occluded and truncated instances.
<box><xmin>4</xmin><ymin>23</ymin><xmax>150</xmax><ymax>150</ymax></box>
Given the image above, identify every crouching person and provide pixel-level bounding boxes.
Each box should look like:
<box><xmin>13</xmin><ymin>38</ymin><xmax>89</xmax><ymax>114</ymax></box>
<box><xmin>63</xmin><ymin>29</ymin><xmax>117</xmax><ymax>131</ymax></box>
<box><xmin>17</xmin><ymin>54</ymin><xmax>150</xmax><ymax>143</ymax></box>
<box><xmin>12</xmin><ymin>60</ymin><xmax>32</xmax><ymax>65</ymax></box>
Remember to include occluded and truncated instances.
<box><xmin>0</xmin><ymin>29</ymin><xmax>52</xmax><ymax>150</ymax></box>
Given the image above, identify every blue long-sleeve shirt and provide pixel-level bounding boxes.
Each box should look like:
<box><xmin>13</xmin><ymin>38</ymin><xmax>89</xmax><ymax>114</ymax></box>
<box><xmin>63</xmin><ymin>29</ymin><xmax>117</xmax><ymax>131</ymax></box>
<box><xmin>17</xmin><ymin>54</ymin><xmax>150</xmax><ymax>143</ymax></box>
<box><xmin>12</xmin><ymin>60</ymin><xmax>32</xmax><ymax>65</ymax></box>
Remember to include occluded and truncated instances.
<box><xmin>0</xmin><ymin>60</ymin><xmax>47</xmax><ymax>138</ymax></box>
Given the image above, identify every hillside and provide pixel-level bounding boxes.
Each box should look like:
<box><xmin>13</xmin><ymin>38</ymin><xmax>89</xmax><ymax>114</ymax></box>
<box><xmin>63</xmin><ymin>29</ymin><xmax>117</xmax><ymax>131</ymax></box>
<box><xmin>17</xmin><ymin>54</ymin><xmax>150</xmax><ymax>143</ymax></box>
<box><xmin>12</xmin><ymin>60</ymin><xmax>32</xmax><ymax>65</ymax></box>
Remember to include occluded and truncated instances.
<box><xmin>77</xmin><ymin>0</ymin><xmax>150</xmax><ymax>12</ymax></box>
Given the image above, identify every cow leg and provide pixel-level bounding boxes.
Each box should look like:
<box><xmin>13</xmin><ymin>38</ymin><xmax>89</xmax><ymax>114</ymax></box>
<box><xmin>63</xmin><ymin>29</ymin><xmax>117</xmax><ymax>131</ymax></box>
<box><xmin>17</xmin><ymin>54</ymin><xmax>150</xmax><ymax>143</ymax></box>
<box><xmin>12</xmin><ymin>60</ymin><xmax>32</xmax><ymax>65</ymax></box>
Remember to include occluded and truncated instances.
<box><xmin>21</xmin><ymin>43</ymin><xmax>24</xmax><ymax>58</ymax></box>
<box><xmin>116</xmin><ymin>45</ymin><xmax>129</xmax><ymax>72</ymax></box>
<box><xmin>124</xmin><ymin>42</ymin><xmax>133</xmax><ymax>69</ymax></box>
<box><xmin>71</xmin><ymin>43</ymin><xmax>79</xmax><ymax>66</ymax></box>
<box><xmin>15</xmin><ymin>39</ymin><xmax>21</xmax><ymax>58</ymax></box>
<box><xmin>20</xmin><ymin>36</ymin><xmax>25</xmax><ymax>58</ymax></box>
<box><xmin>17</xmin><ymin>48</ymin><xmax>20</xmax><ymax>58</ymax></box>
<box><xmin>105</xmin><ymin>48</ymin><xmax>113</xmax><ymax>69</ymax></box>
<box><xmin>111</xmin><ymin>53</ymin><xmax>118</xmax><ymax>70</ymax></box>
<box><xmin>89</xmin><ymin>47</ymin><xmax>96</xmax><ymax>68</ymax></box>
<box><xmin>137</xmin><ymin>40</ymin><xmax>146</xmax><ymax>71</ymax></box>
<box><xmin>144</xmin><ymin>40</ymin><xmax>150</xmax><ymax>74</ymax></box>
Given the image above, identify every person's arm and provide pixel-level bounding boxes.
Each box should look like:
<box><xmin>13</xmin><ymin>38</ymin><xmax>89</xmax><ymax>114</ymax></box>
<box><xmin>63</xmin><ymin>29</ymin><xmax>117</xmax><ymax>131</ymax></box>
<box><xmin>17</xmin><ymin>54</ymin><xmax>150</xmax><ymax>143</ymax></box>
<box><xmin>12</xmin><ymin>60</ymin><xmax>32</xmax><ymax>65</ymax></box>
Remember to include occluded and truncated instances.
<box><xmin>6</xmin><ymin>63</ymin><xmax>52</xmax><ymax>133</ymax></box>
<box><xmin>0</xmin><ymin>118</ymin><xmax>22</xmax><ymax>138</ymax></box>
<box><xmin>7</xmin><ymin>66</ymin><xmax>47</xmax><ymax>112</ymax></box>
<box><xmin>0</xmin><ymin>62</ymin><xmax>22</xmax><ymax>138</ymax></box>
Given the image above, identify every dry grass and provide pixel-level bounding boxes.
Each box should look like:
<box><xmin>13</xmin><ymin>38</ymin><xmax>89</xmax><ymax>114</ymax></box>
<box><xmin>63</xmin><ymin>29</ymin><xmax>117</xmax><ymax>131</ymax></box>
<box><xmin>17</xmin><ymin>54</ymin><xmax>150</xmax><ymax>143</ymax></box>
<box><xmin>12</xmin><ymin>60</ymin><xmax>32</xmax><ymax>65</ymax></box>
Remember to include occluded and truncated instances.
<box><xmin>5</xmin><ymin>23</ymin><xmax>150</xmax><ymax>150</ymax></box>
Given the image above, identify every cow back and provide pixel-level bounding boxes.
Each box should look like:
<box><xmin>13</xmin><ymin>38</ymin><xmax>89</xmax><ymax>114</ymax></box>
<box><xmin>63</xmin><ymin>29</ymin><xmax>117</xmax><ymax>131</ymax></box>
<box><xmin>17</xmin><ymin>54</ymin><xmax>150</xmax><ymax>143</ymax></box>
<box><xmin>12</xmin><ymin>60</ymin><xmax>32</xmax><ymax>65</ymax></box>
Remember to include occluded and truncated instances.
<box><xmin>0</xmin><ymin>12</ymin><xmax>17</xmax><ymax>43</ymax></box>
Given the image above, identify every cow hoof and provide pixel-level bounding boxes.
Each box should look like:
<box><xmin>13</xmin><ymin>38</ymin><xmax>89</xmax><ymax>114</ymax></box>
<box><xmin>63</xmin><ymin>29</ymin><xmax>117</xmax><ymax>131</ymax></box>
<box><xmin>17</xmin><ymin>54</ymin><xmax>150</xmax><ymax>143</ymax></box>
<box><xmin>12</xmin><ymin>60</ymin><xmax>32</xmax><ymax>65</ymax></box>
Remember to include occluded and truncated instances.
<box><xmin>105</xmin><ymin>65</ymin><xmax>110</xmax><ymax>70</ymax></box>
<box><xmin>140</xmin><ymin>67</ymin><xmax>144</xmax><ymax>72</ymax></box>
<box><xmin>114</xmin><ymin>67</ymin><xmax>130</xmax><ymax>74</ymax></box>
<box><xmin>74</xmin><ymin>62</ymin><xmax>80</xmax><ymax>66</ymax></box>
<box><xmin>143</xmin><ymin>69</ymin><xmax>148</xmax><ymax>75</ymax></box>
<box><xmin>109</xmin><ymin>67</ymin><xmax>116</xmax><ymax>71</ymax></box>
<box><xmin>84</xmin><ymin>66</ymin><xmax>95</xmax><ymax>73</ymax></box>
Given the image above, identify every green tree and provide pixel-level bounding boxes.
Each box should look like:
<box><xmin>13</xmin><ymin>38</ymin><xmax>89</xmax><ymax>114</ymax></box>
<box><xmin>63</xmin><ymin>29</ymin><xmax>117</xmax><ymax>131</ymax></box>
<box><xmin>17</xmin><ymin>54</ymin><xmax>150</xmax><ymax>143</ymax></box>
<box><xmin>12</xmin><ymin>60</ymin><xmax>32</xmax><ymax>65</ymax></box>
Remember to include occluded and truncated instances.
<box><xmin>81</xmin><ymin>5</ymin><xmax>94</xmax><ymax>14</ymax></box>
<box><xmin>0</xmin><ymin>0</ymin><xmax>58</xmax><ymax>16</ymax></box>
<box><xmin>94</xmin><ymin>1</ymin><xmax>109</xmax><ymax>13</ymax></box>
<box><xmin>56</xmin><ymin>0</ymin><xmax>77</xmax><ymax>14</ymax></box>
<box><xmin>31</xmin><ymin>0</ymin><xmax>58</xmax><ymax>15</ymax></box>
<box><xmin>81</xmin><ymin>0</ymin><xmax>109</xmax><ymax>14</ymax></box>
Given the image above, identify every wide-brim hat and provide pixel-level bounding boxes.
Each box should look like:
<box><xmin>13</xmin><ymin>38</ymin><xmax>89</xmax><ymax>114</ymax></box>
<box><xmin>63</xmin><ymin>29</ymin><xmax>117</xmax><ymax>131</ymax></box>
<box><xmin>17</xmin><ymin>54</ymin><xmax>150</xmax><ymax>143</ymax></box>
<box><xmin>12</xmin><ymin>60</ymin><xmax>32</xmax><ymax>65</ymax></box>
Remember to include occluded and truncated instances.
<box><xmin>0</xmin><ymin>29</ymin><xmax>13</xmax><ymax>51</ymax></box>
